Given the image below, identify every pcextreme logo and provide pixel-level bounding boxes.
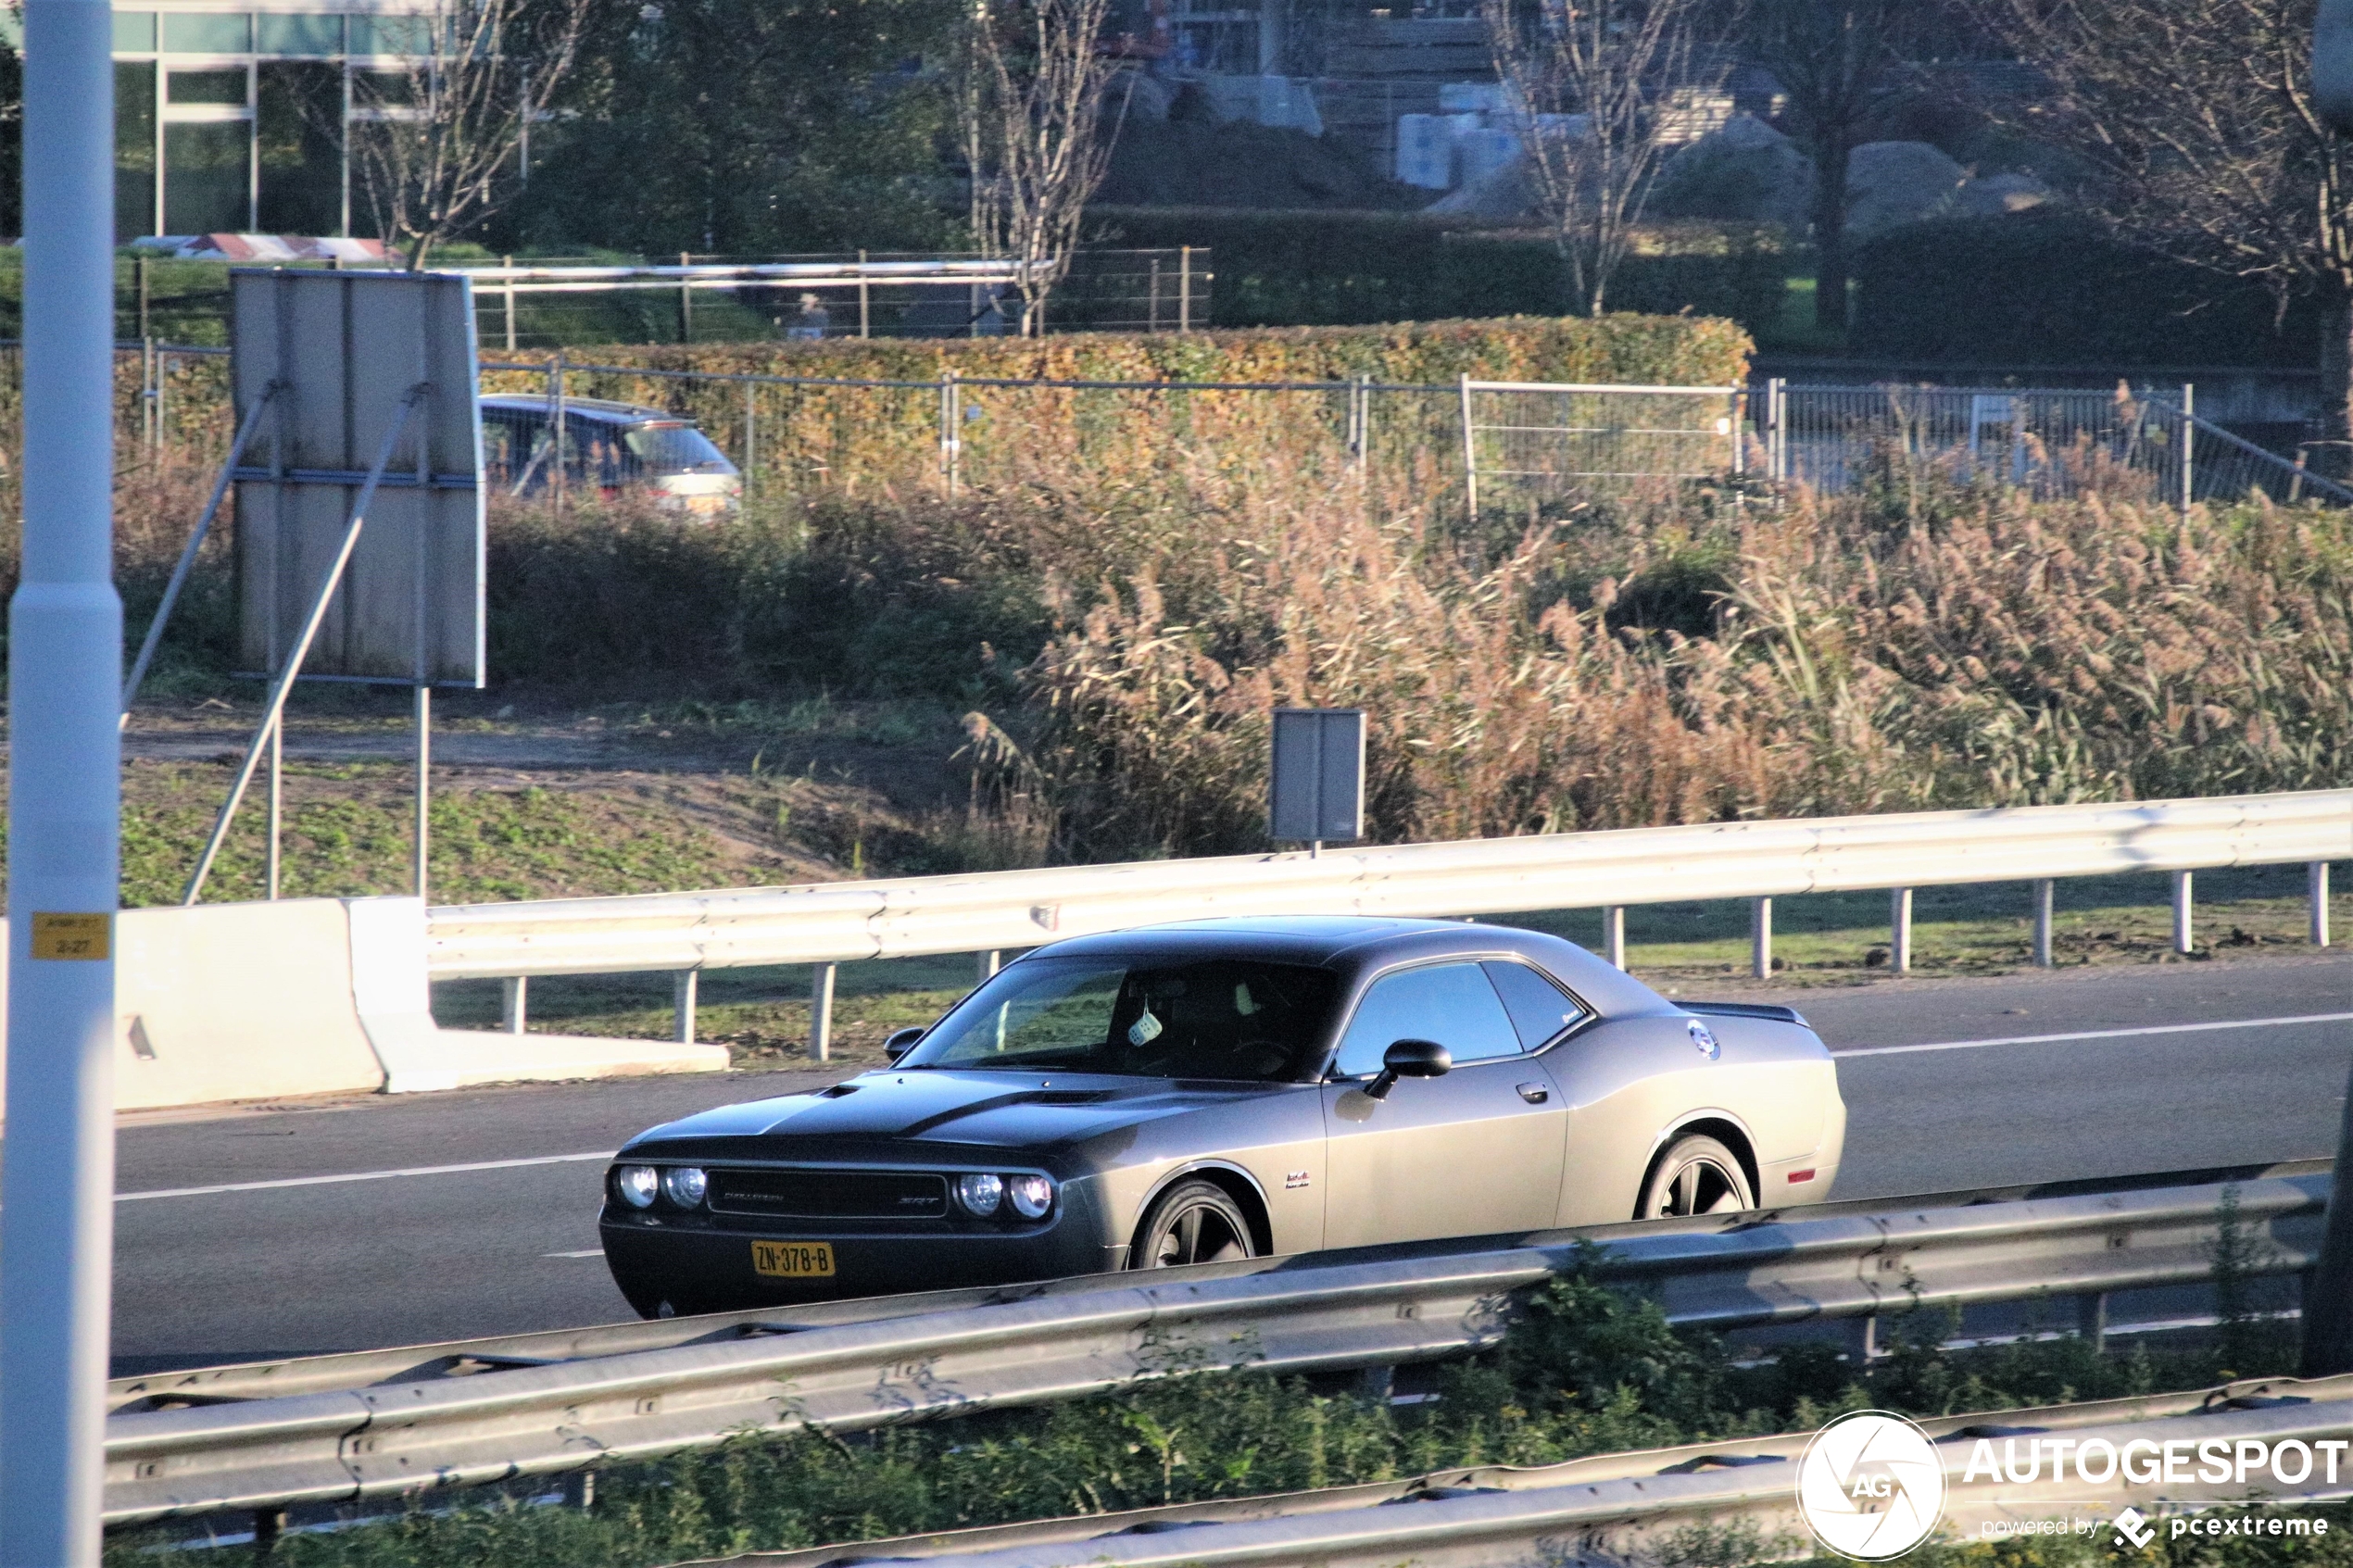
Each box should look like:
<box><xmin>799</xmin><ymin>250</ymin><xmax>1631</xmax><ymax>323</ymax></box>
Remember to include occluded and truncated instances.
<box><xmin>1795</xmin><ymin>1411</ymin><xmax>1947</xmax><ymax>1560</ymax></box>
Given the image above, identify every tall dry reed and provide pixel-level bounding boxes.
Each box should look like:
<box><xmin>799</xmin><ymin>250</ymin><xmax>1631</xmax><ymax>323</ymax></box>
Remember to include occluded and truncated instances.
<box><xmin>996</xmin><ymin>460</ymin><xmax>2353</xmax><ymax>860</ymax></box>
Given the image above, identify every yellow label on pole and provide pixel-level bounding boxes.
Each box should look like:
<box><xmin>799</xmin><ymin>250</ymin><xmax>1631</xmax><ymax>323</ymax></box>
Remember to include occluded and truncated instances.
<box><xmin>31</xmin><ymin>912</ymin><xmax>111</xmax><ymax>961</ymax></box>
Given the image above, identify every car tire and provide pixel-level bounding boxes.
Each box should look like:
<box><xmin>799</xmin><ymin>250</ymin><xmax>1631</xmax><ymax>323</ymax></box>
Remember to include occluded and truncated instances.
<box><xmin>1131</xmin><ymin>1178</ymin><xmax>1258</xmax><ymax>1269</ymax></box>
<box><xmin>1636</xmin><ymin>1134</ymin><xmax>1755</xmax><ymax>1220</ymax></box>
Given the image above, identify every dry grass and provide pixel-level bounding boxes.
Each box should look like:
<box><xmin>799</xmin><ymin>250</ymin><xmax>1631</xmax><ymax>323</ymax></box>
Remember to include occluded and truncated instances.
<box><xmin>993</xmin><ymin>460</ymin><xmax>2353</xmax><ymax>859</ymax></box>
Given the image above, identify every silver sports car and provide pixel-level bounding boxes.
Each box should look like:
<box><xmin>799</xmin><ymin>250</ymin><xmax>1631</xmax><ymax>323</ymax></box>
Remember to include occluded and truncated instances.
<box><xmin>599</xmin><ymin>917</ymin><xmax>1848</xmax><ymax>1316</ymax></box>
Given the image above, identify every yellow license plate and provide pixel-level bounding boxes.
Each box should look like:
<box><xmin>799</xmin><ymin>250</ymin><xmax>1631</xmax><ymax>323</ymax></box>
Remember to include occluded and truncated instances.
<box><xmin>750</xmin><ymin>1240</ymin><xmax>835</xmax><ymax>1278</ymax></box>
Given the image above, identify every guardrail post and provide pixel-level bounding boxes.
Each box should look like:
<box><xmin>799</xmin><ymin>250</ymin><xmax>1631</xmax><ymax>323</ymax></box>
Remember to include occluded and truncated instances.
<box><xmin>501</xmin><ymin>976</ymin><xmax>527</xmax><ymax>1035</ymax></box>
<box><xmin>979</xmin><ymin>950</ymin><xmax>1000</xmax><ymax>981</ymax></box>
<box><xmin>501</xmin><ymin>255</ymin><xmax>516</xmax><ymax>352</ymax></box>
<box><xmin>857</xmin><ymin>249</ymin><xmax>871</xmax><ymax>339</ymax></box>
<box><xmin>1178</xmin><ymin>245</ymin><xmax>1192</xmax><ymax>332</ymax></box>
<box><xmin>2077</xmin><ymin>1290</ymin><xmax>2108</xmax><ymax>1353</ymax></box>
<box><xmin>2314</xmin><ymin>862</ymin><xmax>2333</xmax><ymax>947</ymax></box>
<box><xmin>1891</xmin><ymin>888</ymin><xmax>1913</xmax><ymax>974</ymax></box>
<box><xmin>2032</xmin><ymin>879</ymin><xmax>2054</xmax><ymax>966</ymax></box>
<box><xmin>1750</xmin><ymin>897</ymin><xmax>1771</xmax><ymax>979</ymax></box>
<box><xmin>811</xmin><ymin>962</ymin><xmax>835</xmax><ymax>1062</ymax></box>
<box><xmin>677</xmin><ymin>251</ymin><xmax>693</xmax><ymax>344</ymax></box>
<box><xmin>1602</xmin><ymin>906</ymin><xmax>1625</xmax><ymax>970</ymax></box>
<box><xmin>673</xmin><ymin>970</ymin><xmax>698</xmax><ymax>1044</ymax></box>
<box><xmin>253</xmin><ymin>1508</ymin><xmax>285</xmax><ymax>1556</ymax></box>
<box><xmin>2171</xmin><ymin>870</ymin><xmax>2195</xmax><ymax>954</ymax></box>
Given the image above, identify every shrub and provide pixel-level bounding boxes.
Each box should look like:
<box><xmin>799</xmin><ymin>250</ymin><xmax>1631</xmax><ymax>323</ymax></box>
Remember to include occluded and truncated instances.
<box><xmin>1851</xmin><ymin>212</ymin><xmax>2315</xmax><ymax>368</ymax></box>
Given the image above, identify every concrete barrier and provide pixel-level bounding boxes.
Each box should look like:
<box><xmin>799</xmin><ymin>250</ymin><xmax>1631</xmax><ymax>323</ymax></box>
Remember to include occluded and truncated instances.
<box><xmin>0</xmin><ymin>897</ymin><xmax>726</xmax><ymax>1121</ymax></box>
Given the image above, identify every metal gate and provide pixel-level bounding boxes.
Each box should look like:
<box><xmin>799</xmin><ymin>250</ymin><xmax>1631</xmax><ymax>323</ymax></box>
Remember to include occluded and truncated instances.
<box><xmin>1459</xmin><ymin>377</ymin><xmax>1744</xmax><ymax>514</ymax></box>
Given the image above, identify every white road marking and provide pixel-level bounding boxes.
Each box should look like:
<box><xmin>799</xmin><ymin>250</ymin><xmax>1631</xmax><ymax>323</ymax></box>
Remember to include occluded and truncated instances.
<box><xmin>1836</xmin><ymin>1010</ymin><xmax>2353</xmax><ymax>1060</ymax></box>
<box><xmin>117</xmin><ymin>1150</ymin><xmax>617</xmax><ymax>1202</ymax></box>
<box><xmin>542</xmin><ymin>1248</ymin><xmax>605</xmax><ymax>1259</ymax></box>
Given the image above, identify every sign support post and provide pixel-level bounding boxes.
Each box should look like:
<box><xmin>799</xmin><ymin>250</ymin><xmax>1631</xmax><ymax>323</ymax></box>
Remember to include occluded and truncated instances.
<box><xmin>2</xmin><ymin>0</ymin><xmax>124</xmax><ymax>1556</ymax></box>
<box><xmin>182</xmin><ymin>391</ymin><xmax>426</xmax><ymax>904</ymax></box>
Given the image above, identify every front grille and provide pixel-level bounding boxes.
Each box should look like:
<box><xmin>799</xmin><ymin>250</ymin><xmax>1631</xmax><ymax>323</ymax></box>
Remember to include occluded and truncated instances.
<box><xmin>707</xmin><ymin>1168</ymin><xmax>948</xmax><ymax>1220</ymax></box>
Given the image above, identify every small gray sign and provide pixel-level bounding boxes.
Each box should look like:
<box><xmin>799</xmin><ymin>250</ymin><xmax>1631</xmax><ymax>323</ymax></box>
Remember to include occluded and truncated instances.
<box><xmin>1270</xmin><ymin>708</ymin><xmax>1365</xmax><ymax>844</ymax></box>
<box><xmin>231</xmin><ymin>268</ymin><xmax>485</xmax><ymax>686</ymax></box>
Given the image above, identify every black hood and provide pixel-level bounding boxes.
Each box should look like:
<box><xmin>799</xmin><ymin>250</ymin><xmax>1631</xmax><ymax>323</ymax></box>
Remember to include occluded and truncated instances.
<box><xmin>622</xmin><ymin>1069</ymin><xmax>1283</xmax><ymax>1154</ymax></box>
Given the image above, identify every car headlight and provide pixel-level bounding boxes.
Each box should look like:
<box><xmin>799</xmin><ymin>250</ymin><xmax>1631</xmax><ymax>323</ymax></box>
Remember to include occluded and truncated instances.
<box><xmin>1006</xmin><ymin>1173</ymin><xmax>1054</xmax><ymax>1220</ymax></box>
<box><xmin>614</xmin><ymin>1165</ymin><xmax>659</xmax><ymax>1209</ymax></box>
<box><xmin>954</xmin><ymin>1172</ymin><xmax>1004</xmax><ymax>1216</ymax></box>
<box><xmin>662</xmin><ymin>1166</ymin><xmax>710</xmax><ymax>1208</ymax></box>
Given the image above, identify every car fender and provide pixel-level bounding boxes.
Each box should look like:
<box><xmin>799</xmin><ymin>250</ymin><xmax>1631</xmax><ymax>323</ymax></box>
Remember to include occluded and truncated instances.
<box><xmin>1127</xmin><ymin>1158</ymin><xmax>1277</xmax><ymax>1254</ymax></box>
<box><xmin>1642</xmin><ymin>1105</ymin><xmax>1763</xmax><ymax>1190</ymax></box>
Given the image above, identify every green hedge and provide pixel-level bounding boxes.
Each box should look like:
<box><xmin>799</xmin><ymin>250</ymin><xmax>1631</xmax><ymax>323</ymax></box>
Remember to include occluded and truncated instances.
<box><xmin>1091</xmin><ymin>208</ymin><xmax>1791</xmax><ymax>334</ymax></box>
<box><xmin>1851</xmin><ymin>212</ymin><xmax>2314</xmax><ymax>368</ymax></box>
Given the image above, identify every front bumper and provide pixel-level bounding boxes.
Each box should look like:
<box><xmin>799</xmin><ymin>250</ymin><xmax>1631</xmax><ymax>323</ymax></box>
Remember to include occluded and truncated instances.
<box><xmin>599</xmin><ymin>1208</ymin><xmax>1113</xmax><ymax>1314</ymax></box>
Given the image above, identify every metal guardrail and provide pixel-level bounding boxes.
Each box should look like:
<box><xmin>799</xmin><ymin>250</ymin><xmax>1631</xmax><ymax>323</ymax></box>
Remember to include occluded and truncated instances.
<box><xmin>685</xmin><ymin>1374</ymin><xmax>2353</xmax><ymax>1568</ymax></box>
<box><xmin>424</xmin><ymin>789</ymin><xmax>2352</xmax><ymax>980</ymax></box>
<box><xmin>103</xmin><ymin>1160</ymin><xmax>2329</xmax><ymax>1526</ymax></box>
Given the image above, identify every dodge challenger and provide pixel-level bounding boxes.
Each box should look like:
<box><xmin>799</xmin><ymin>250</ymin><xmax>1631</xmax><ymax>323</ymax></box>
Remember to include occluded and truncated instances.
<box><xmin>599</xmin><ymin>916</ymin><xmax>1847</xmax><ymax>1316</ymax></box>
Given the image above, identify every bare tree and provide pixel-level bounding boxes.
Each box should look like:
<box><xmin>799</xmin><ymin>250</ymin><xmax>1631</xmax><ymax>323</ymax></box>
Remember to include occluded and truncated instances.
<box><xmin>349</xmin><ymin>0</ymin><xmax>596</xmax><ymax>271</ymax></box>
<box><xmin>1745</xmin><ymin>0</ymin><xmax>1908</xmax><ymax>332</ymax></box>
<box><xmin>963</xmin><ymin>0</ymin><xmax>1132</xmax><ymax>334</ymax></box>
<box><xmin>1482</xmin><ymin>0</ymin><xmax>1722</xmax><ymax>316</ymax></box>
<box><xmin>1982</xmin><ymin>0</ymin><xmax>2353</xmax><ymax>466</ymax></box>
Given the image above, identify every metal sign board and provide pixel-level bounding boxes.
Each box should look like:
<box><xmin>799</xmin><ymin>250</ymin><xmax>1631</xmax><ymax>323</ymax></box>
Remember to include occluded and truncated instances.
<box><xmin>1270</xmin><ymin>708</ymin><xmax>1365</xmax><ymax>844</ymax></box>
<box><xmin>231</xmin><ymin>269</ymin><xmax>485</xmax><ymax>686</ymax></box>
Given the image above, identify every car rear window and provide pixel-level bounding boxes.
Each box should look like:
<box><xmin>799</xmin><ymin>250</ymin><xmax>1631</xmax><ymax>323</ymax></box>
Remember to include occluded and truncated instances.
<box><xmin>901</xmin><ymin>956</ymin><xmax>1342</xmax><ymax>1082</ymax></box>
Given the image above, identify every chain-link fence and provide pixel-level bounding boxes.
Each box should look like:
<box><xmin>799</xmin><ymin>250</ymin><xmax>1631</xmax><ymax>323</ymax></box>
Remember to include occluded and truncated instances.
<box><xmin>25</xmin><ymin>351</ymin><xmax>2353</xmax><ymax>516</ymax></box>
<box><xmin>1760</xmin><ymin>381</ymin><xmax>2353</xmax><ymax>508</ymax></box>
<box><xmin>476</xmin><ymin>358</ymin><xmax>1468</xmax><ymax>501</ymax></box>
<box><xmin>1460</xmin><ymin>379</ymin><xmax>1745</xmax><ymax>515</ymax></box>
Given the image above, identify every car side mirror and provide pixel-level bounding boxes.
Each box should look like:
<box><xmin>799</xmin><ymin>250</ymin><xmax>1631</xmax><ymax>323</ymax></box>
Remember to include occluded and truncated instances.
<box><xmin>882</xmin><ymin>1027</ymin><xmax>925</xmax><ymax>1061</ymax></box>
<box><xmin>1366</xmin><ymin>1037</ymin><xmax>1452</xmax><ymax>1100</ymax></box>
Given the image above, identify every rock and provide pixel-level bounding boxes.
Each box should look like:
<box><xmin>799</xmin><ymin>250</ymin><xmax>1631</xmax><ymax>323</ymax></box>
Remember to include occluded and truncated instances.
<box><xmin>1650</xmin><ymin>112</ymin><xmax>1815</xmax><ymax>229</ymax></box>
<box><xmin>1843</xmin><ymin>140</ymin><xmax>1968</xmax><ymax>238</ymax></box>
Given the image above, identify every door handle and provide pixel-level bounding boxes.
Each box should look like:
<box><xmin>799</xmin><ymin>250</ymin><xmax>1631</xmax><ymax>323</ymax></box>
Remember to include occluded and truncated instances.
<box><xmin>1516</xmin><ymin>1082</ymin><xmax>1550</xmax><ymax>1104</ymax></box>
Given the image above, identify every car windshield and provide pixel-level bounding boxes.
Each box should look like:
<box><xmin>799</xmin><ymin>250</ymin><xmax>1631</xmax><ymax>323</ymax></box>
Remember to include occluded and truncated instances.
<box><xmin>623</xmin><ymin>421</ymin><xmax>736</xmax><ymax>475</ymax></box>
<box><xmin>900</xmin><ymin>956</ymin><xmax>1342</xmax><ymax>1082</ymax></box>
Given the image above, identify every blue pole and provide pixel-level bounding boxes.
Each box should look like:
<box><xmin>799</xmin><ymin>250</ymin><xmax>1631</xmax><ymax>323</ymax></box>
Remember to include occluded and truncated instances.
<box><xmin>1</xmin><ymin>0</ymin><xmax>124</xmax><ymax>1554</ymax></box>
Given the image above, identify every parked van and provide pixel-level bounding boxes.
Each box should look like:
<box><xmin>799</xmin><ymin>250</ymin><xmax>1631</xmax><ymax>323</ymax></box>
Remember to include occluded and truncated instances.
<box><xmin>481</xmin><ymin>395</ymin><xmax>742</xmax><ymax>516</ymax></box>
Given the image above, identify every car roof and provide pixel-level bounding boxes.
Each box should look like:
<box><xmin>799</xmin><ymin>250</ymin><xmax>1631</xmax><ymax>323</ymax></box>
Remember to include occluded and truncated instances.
<box><xmin>1024</xmin><ymin>916</ymin><xmax>1669</xmax><ymax>1015</ymax></box>
<box><xmin>479</xmin><ymin>394</ymin><xmax>682</xmax><ymax>424</ymax></box>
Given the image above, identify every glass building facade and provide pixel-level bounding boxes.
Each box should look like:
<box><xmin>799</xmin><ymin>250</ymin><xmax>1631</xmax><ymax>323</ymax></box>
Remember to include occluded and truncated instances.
<box><xmin>75</xmin><ymin>3</ymin><xmax>430</xmax><ymax>239</ymax></box>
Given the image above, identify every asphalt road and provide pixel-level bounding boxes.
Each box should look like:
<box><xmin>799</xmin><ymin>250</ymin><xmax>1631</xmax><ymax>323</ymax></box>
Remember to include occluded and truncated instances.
<box><xmin>104</xmin><ymin>951</ymin><xmax>2351</xmax><ymax>1377</ymax></box>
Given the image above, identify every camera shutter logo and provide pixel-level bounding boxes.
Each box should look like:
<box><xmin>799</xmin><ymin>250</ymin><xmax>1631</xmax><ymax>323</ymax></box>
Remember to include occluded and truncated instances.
<box><xmin>1795</xmin><ymin>1411</ymin><xmax>1947</xmax><ymax>1560</ymax></box>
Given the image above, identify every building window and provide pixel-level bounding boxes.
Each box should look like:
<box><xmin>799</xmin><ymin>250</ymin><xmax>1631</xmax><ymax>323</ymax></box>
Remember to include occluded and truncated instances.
<box><xmin>116</xmin><ymin>60</ymin><xmax>158</xmax><ymax>242</ymax></box>
<box><xmin>114</xmin><ymin>10</ymin><xmax>158</xmax><ymax>51</ymax></box>
<box><xmin>167</xmin><ymin>68</ymin><xmax>249</xmax><ymax>105</ymax></box>
<box><xmin>160</xmin><ymin>10</ymin><xmax>253</xmax><ymax>53</ymax></box>
<box><xmin>257</xmin><ymin>13</ymin><xmax>345</xmax><ymax>56</ymax></box>
<box><xmin>164</xmin><ymin>121</ymin><xmax>252</xmax><ymax>233</ymax></box>
<box><xmin>258</xmin><ymin>61</ymin><xmax>344</xmax><ymax>234</ymax></box>
<box><xmin>347</xmin><ymin>14</ymin><xmax>434</xmax><ymax>56</ymax></box>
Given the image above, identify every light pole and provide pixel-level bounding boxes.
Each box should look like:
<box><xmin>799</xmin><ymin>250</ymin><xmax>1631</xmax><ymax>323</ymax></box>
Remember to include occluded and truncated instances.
<box><xmin>0</xmin><ymin>0</ymin><xmax>124</xmax><ymax>1557</ymax></box>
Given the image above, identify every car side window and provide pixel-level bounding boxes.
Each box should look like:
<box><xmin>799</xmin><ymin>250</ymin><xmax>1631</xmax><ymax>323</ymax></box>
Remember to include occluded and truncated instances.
<box><xmin>1330</xmin><ymin>962</ymin><xmax>1523</xmax><ymax>1077</ymax></box>
<box><xmin>1481</xmin><ymin>960</ymin><xmax>1590</xmax><ymax>1051</ymax></box>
